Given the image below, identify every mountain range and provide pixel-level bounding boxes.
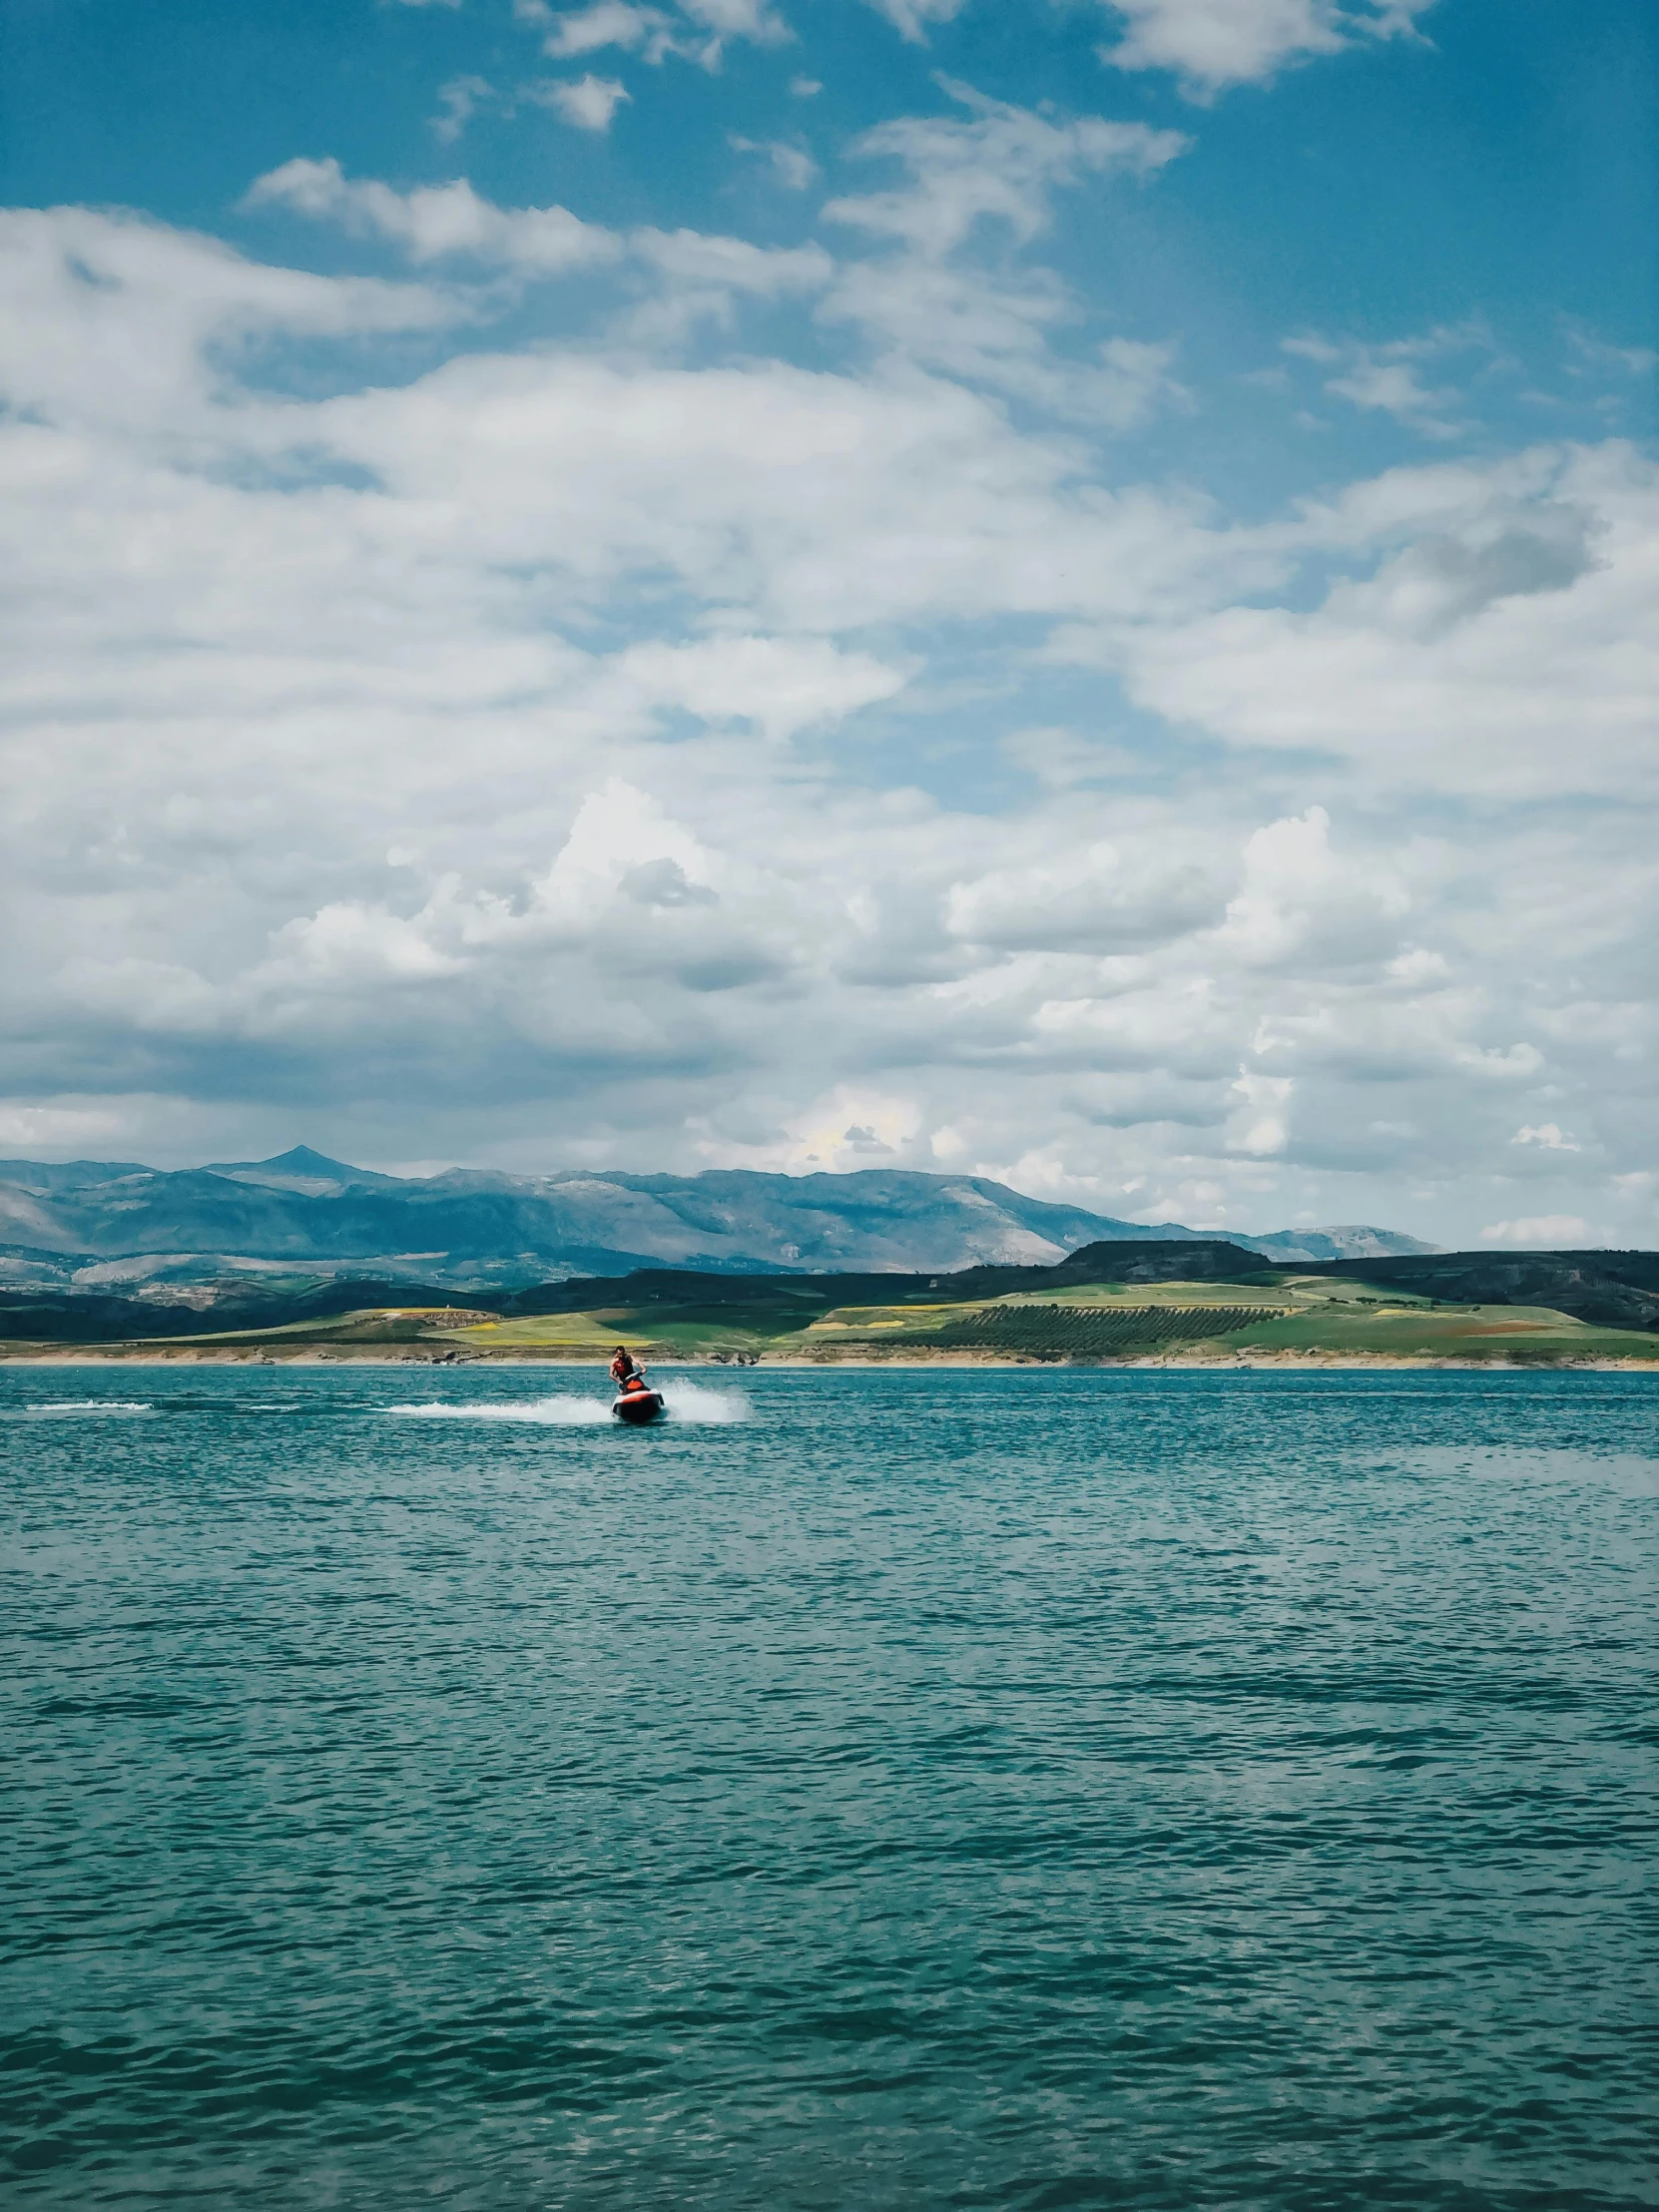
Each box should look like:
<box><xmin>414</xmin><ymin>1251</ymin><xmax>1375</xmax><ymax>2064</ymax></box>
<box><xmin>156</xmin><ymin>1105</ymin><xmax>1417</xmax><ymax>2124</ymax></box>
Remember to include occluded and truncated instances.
<box><xmin>0</xmin><ymin>1147</ymin><xmax>1437</xmax><ymax>1298</ymax></box>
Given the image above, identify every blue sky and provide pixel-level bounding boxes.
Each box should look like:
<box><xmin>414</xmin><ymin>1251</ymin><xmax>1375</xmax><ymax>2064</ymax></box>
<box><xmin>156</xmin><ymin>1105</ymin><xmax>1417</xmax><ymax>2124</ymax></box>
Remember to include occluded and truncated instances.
<box><xmin>0</xmin><ymin>0</ymin><xmax>1654</xmax><ymax>1245</ymax></box>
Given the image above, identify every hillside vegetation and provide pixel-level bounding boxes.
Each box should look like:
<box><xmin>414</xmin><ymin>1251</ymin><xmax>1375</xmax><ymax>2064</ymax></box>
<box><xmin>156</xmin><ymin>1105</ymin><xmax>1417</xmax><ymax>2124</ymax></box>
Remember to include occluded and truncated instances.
<box><xmin>3</xmin><ymin>1241</ymin><xmax>1656</xmax><ymax>1365</ymax></box>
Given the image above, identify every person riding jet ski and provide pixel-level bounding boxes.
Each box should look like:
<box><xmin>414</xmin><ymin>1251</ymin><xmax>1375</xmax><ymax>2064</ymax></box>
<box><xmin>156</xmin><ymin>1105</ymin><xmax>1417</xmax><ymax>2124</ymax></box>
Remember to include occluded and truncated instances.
<box><xmin>610</xmin><ymin>1345</ymin><xmax>665</xmax><ymax>1424</ymax></box>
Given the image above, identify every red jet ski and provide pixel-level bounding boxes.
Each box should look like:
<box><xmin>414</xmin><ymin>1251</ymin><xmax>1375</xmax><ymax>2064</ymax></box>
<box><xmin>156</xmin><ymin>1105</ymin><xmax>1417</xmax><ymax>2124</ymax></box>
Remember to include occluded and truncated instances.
<box><xmin>611</xmin><ymin>1374</ymin><xmax>666</xmax><ymax>1425</ymax></box>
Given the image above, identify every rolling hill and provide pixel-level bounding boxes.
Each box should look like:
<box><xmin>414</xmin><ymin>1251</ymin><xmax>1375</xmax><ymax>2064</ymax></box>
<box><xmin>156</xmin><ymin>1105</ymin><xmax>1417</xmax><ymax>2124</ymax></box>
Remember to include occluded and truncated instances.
<box><xmin>2</xmin><ymin>1239</ymin><xmax>1654</xmax><ymax>1363</ymax></box>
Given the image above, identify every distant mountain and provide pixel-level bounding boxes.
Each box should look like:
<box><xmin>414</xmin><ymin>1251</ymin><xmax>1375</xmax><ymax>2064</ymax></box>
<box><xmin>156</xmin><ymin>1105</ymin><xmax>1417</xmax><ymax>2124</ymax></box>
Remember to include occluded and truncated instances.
<box><xmin>1240</xmin><ymin>1224</ymin><xmax>1441</xmax><ymax>1263</ymax></box>
<box><xmin>0</xmin><ymin>1150</ymin><xmax>1437</xmax><ymax>1293</ymax></box>
<box><xmin>0</xmin><ymin>1158</ymin><xmax>153</xmax><ymax>1195</ymax></box>
<box><xmin>200</xmin><ymin>1144</ymin><xmax>408</xmax><ymax>1196</ymax></box>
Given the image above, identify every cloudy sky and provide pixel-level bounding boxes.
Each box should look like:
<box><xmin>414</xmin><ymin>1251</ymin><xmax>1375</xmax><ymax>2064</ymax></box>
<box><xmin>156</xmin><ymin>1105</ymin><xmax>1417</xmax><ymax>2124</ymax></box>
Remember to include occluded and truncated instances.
<box><xmin>1</xmin><ymin>0</ymin><xmax>1654</xmax><ymax>1245</ymax></box>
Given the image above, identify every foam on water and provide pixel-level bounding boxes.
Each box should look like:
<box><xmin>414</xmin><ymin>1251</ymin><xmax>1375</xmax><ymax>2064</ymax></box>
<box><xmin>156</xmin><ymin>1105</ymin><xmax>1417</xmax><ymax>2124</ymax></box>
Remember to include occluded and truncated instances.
<box><xmin>8</xmin><ymin>1399</ymin><xmax>154</xmax><ymax>1417</ymax></box>
<box><xmin>391</xmin><ymin>1393</ymin><xmax>612</xmax><ymax>1424</ymax></box>
<box><xmin>659</xmin><ymin>1381</ymin><xmax>750</xmax><ymax>1423</ymax></box>
<box><xmin>388</xmin><ymin>1383</ymin><xmax>750</xmax><ymax>1426</ymax></box>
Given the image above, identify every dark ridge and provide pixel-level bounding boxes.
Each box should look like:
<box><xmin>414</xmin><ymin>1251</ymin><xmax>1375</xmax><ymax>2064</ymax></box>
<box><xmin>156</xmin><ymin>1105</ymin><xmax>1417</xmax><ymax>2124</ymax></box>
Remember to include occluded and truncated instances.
<box><xmin>1297</xmin><ymin>1250</ymin><xmax>1659</xmax><ymax>1334</ymax></box>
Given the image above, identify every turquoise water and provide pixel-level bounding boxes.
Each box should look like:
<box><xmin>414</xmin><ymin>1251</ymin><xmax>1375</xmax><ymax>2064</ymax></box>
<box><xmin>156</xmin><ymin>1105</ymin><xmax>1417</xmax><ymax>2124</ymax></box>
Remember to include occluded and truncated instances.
<box><xmin>3</xmin><ymin>1365</ymin><xmax>1656</xmax><ymax>2210</ymax></box>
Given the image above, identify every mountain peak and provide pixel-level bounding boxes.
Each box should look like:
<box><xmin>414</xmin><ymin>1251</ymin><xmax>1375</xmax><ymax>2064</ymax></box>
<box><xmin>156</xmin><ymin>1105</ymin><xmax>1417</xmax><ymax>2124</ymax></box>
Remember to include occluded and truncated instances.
<box><xmin>259</xmin><ymin>1146</ymin><xmax>367</xmax><ymax>1177</ymax></box>
<box><xmin>202</xmin><ymin>1146</ymin><xmax>406</xmax><ymax>1195</ymax></box>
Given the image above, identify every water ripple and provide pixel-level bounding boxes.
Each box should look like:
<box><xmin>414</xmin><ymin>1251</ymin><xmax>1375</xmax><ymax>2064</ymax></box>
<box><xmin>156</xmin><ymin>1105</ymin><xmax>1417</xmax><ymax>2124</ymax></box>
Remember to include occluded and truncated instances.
<box><xmin>1</xmin><ymin>1365</ymin><xmax>1655</xmax><ymax>2209</ymax></box>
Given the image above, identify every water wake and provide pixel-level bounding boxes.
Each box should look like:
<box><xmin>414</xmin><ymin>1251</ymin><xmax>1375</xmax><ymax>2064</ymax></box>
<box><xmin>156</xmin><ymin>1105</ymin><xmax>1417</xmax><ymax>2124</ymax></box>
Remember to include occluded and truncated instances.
<box><xmin>388</xmin><ymin>1382</ymin><xmax>750</xmax><ymax>1426</ymax></box>
<box><xmin>9</xmin><ymin>1399</ymin><xmax>154</xmax><ymax>1417</ymax></box>
<box><xmin>393</xmin><ymin>1395</ymin><xmax>611</xmax><ymax>1425</ymax></box>
<box><xmin>659</xmin><ymin>1382</ymin><xmax>750</xmax><ymax>1423</ymax></box>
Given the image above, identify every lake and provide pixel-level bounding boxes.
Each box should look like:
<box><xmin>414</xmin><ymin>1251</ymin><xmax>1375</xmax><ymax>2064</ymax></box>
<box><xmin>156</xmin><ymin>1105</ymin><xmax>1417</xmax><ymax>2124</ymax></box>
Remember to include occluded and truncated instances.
<box><xmin>2</xmin><ymin>1364</ymin><xmax>1655</xmax><ymax>2209</ymax></box>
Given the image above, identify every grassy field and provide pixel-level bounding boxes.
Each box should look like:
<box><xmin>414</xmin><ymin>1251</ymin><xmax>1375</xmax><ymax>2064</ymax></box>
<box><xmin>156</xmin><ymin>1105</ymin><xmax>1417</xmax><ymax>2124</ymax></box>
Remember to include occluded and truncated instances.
<box><xmin>1221</xmin><ymin>1301</ymin><xmax>1658</xmax><ymax>1361</ymax></box>
<box><xmin>807</xmin><ymin>1304</ymin><xmax>1279</xmax><ymax>1359</ymax></box>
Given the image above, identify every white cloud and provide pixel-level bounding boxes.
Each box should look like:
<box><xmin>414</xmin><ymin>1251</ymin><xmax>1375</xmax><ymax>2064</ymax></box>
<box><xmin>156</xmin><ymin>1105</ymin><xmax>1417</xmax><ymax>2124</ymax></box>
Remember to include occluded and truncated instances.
<box><xmin>245</xmin><ymin>163</ymin><xmax>830</xmax><ymax>331</ymax></box>
<box><xmin>534</xmin><ymin>781</ymin><xmax>721</xmax><ymax>919</ymax></box>
<box><xmin>541</xmin><ymin>3</ymin><xmax>679</xmax><ymax>60</ymax></box>
<box><xmin>998</xmin><ymin>726</ymin><xmax>1142</xmax><ymax>789</ymax></box>
<box><xmin>826</xmin><ymin>81</ymin><xmax>1186</xmax><ymax>259</ymax></box>
<box><xmin>1336</xmin><ymin>357</ymin><xmax>1450</xmax><ymax>422</ymax></box>
<box><xmin>858</xmin><ymin>0</ymin><xmax>967</xmax><ymax>42</ymax></box>
<box><xmin>259</xmin><ymin>348</ymin><xmax>1235</xmax><ymax>638</ymax></box>
<box><xmin>0</xmin><ymin>1104</ymin><xmax>127</xmax><ymax>1148</ymax></box>
<box><xmin>1283</xmin><ymin>323</ymin><xmax>1490</xmax><ymax>438</ymax></box>
<box><xmin>1564</xmin><ymin>323</ymin><xmax>1657</xmax><ymax>380</ymax></box>
<box><xmin>431</xmin><ymin>75</ymin><xmax>495</xmax><ymax>143</ymax></box>
<box><xmin>1477</xmin><ymin>1215</ymin><xmax>1591</xmax><ymax>1247</ymax></box>
<box><xmin>1219</xmin><ymin>807</ymin><xmax>1408</xmax><ymax>967</ymax></box>
<box><xmin>0</xmin><ymin>204</ymin><xmax>455</xmax><ymax>440</ymax></box>
<box><xmin>524</xmin><ymin>0</ymin><xmax>789</xmax><ymax>65</ymax></box>
<box><xmin>1512</xmin><ymin>1123</ymin><xmax>1579</xmax><ymax>1151</ymax></box>
<box><xmin>602</xmin><ymin>634</ymin><xmax>908</xmax><ymax>740</ymax></box>
<box><xmin>1328</xmin><ymin>357</ymin><xmax>1453</xmax><ymax>431</ymax></box>
<box><xmin>729</xmin><ymin>135</ymin><xmax>820</xmax><ymax>190</ymax></box>
<box><xmin>268</xmin><ymin>898</ymin><xmax>469</xmax><ymax>985</ymax></box>
<box><xmin>629</xmin><ymin>226</ymin><xmax>830</xmax><ymax>294</ymax></box>
<box><xmin>823</xmin><ymin>258</ymin><xmax>1185</xmax><ymax>423</ymax></box>
<box><xmin>1</xmin><ymin>145</ymin><xmax>1654</xmax><ymax>1247</ymax></box>
<box><xmin>541</xmin><ymin>73</ymin><xmax>632</xmax><ymax>129</ymax></box>
<box><xmin>1097</xmin><ymin>337</ymin><xmax>1187</xmax><ymax>422</ymax></box>
<box><xmin>679</xmin><ymin>0</ymin><xmax>789</xmax><ymax>42</ymax></box>
<box><xmin>245</xmin><ymin>158</ymin><xmax>618</xmax><ymax>271</ymax></box>
<box><xmin>1097</xmin><ymin>443</ymin><xmax>1656</xmax><ymax>798</ymax></box>
<box><xmin>1098</xmin><ymin>0</ymin><xmax>1437</xmax><ymax>97</ymax></box>
<box><xmin>944</xmin><ymin>841</ymin><xmax>1221</xmax><ymax>951</ymax></box>
<box><xmin>782</xmin><ymin>1086</ymin><xmax>925</xmax><ymax>1169</ymax></box>
<box><xmin>820</xmin><ymin>83</ymin><xmax>1187</xmax><ymax>419</ymax></box>
<box><xmin>1227</xmin><ymin>1067</ymin><xmax>1294</xmax><ymax>1155</ymax></box>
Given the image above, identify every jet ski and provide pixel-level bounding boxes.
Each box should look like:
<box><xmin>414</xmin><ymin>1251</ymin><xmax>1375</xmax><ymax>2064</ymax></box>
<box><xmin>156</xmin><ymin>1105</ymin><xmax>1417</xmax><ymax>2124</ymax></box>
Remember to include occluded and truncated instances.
<box><xmin>611</xmin><ymin>1375</ymin><xmax>666</xmax><ymax>1425</ymax></box>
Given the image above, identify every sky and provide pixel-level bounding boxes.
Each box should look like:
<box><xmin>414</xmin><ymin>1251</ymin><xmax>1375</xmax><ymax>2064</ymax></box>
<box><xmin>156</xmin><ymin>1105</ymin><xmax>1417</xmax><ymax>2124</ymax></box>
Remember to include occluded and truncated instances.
<box><xmin>0</xmin><ymin>0</ymin><xmax>1655</xmax><ymax>1247</ymax></box>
